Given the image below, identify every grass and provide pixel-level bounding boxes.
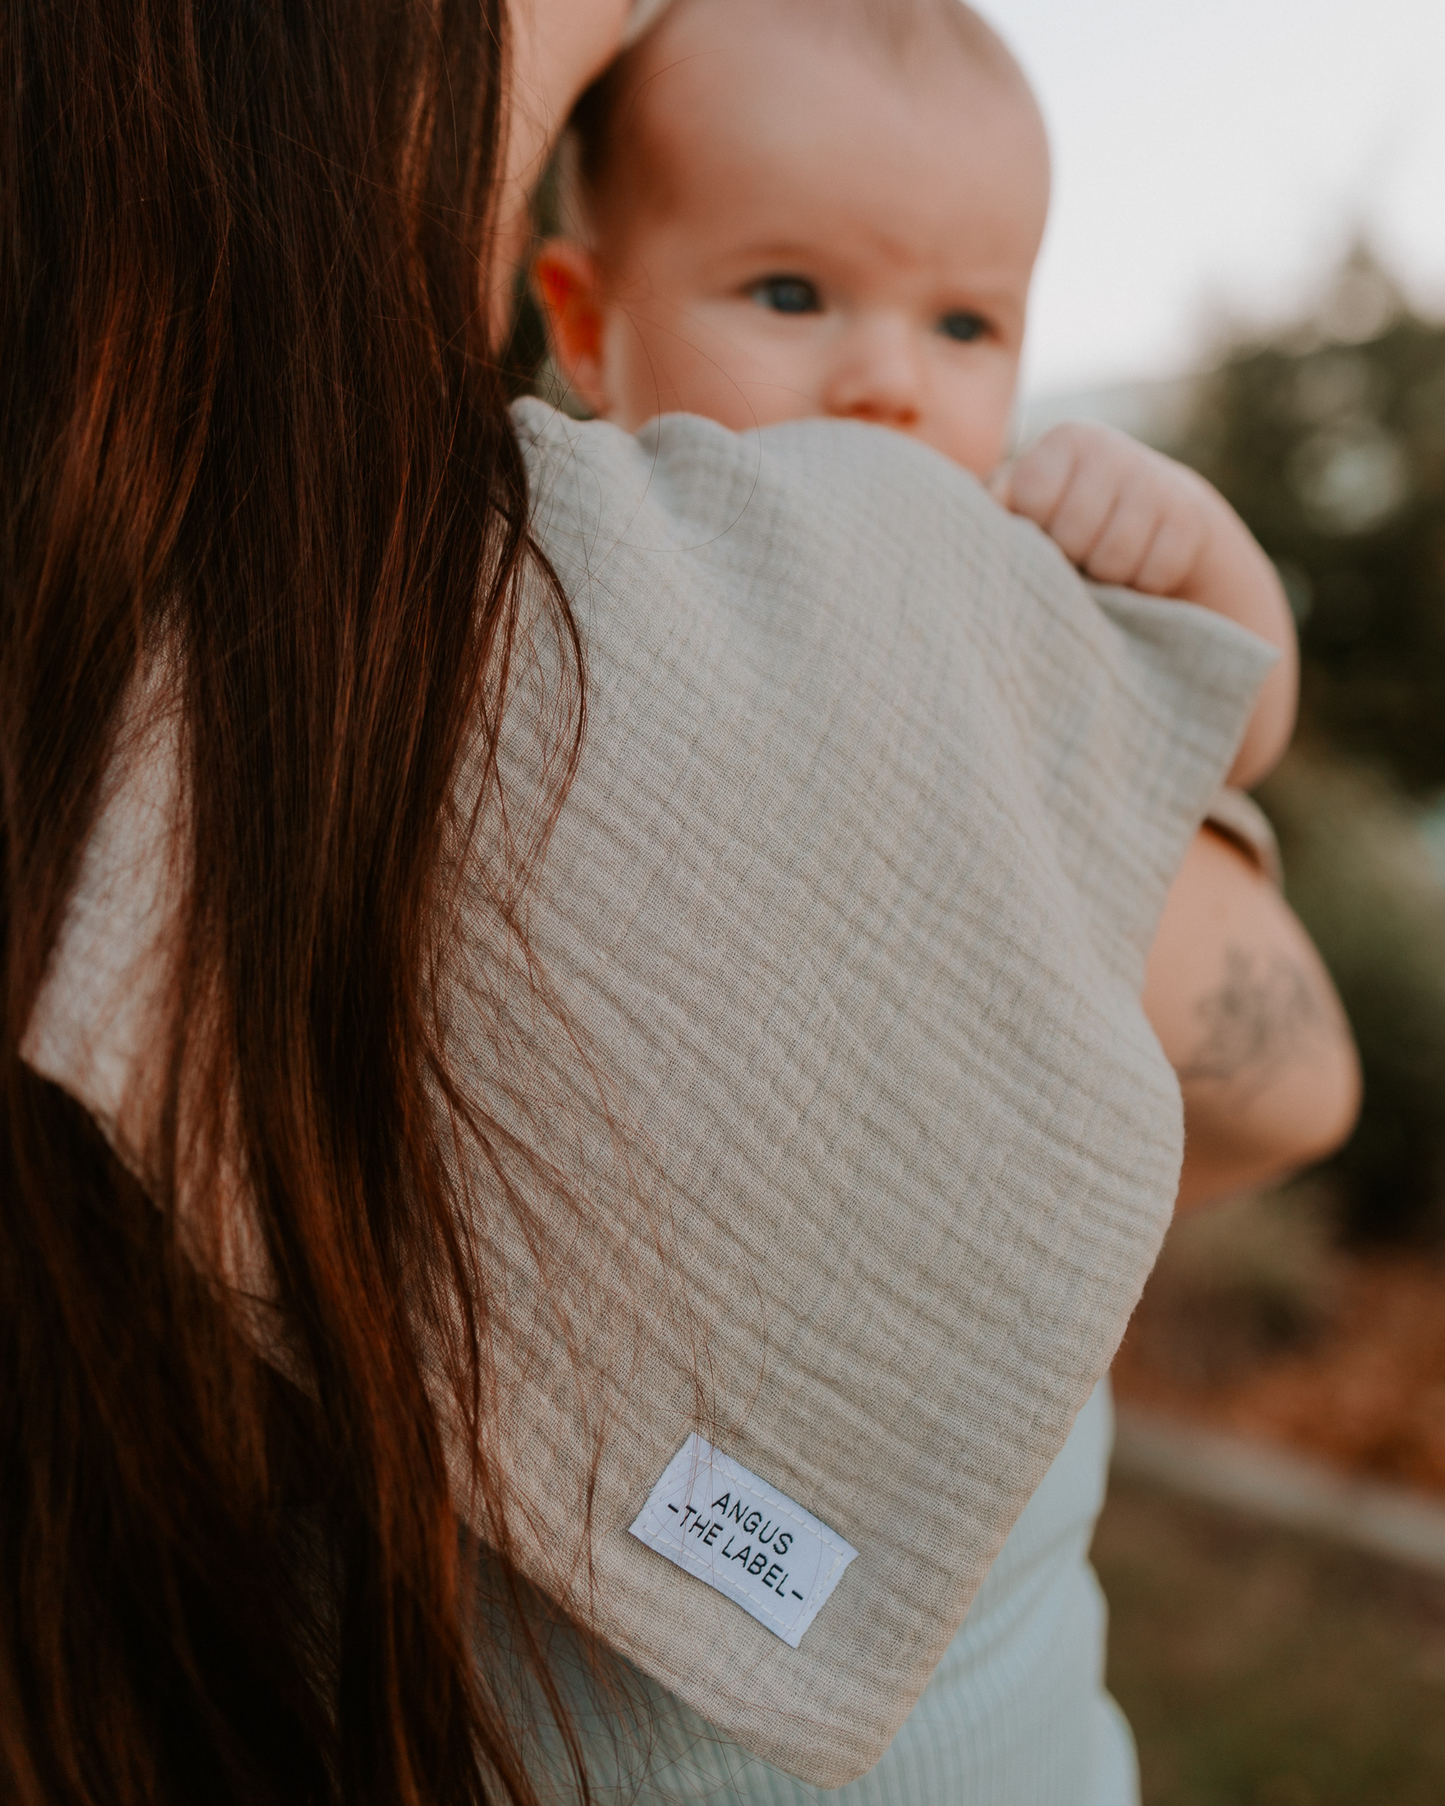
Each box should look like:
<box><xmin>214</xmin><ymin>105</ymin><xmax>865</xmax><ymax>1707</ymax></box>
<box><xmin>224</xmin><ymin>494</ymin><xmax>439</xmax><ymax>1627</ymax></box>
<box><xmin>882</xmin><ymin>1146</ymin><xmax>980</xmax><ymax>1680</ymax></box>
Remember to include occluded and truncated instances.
<box><xmin>1095</xmin><ymin>1476</ymin><xmax>1445</xmax><ymax>1805</ymax></box>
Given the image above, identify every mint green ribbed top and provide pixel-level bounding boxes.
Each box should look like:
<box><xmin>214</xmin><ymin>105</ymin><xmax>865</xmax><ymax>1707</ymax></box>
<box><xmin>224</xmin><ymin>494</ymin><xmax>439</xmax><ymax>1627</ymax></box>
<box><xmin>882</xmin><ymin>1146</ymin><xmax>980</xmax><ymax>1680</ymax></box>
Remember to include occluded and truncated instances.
<box><xmin>536</xmin><ymin>1382</ymin><xmax>1136</xmax><ymax>1804</ymax></box>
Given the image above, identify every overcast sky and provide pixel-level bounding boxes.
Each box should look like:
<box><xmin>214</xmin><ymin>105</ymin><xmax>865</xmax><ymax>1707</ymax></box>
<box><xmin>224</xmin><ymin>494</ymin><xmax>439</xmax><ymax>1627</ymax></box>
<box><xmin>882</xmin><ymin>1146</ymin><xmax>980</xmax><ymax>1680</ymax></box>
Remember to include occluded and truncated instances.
<box><xmin>972</xmin><ymin>0</ymin><xmax>1445</xmax><ymax>399</ymax></box>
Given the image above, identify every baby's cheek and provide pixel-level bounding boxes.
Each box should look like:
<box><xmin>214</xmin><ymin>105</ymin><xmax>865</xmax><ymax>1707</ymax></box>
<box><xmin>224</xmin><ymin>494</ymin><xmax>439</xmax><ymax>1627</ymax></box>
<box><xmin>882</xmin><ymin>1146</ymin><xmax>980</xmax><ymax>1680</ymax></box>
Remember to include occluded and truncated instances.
<box><xmin>682</xmin><ymin>304</ymin><xmax>829</xmax><ymax>429</ymax></box>
<box><xmin>927</xmin><ymin>356</ymin><xmax>1020</xmax><ymax>478</ymax></box>
<box><xmin>604</xmin><ymin>303</ymin><xmax>819</xmax><ymax>431</ymax></box>
<box><xmin>925</xmin><ymin>396</ymin><xmax>1013</xmax><ymax>479</ymax></box>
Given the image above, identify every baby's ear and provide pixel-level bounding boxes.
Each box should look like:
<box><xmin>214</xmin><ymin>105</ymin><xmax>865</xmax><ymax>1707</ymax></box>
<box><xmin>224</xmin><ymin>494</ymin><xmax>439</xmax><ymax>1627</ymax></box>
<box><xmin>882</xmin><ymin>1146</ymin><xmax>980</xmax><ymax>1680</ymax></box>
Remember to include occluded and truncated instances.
<box><xmin>531</xmin><ymin>240</ymin><xmax>610</xmax><ymax>416</ymax></box>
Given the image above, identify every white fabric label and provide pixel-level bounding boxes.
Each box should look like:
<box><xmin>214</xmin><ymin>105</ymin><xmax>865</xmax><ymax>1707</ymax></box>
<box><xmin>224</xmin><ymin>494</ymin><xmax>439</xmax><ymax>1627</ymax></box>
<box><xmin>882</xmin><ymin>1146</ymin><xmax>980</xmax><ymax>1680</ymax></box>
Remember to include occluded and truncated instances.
<box><xmin>629</xmin><ymin>1434</ymin><xmax>858</xmax><ymax>1648</ymax></box>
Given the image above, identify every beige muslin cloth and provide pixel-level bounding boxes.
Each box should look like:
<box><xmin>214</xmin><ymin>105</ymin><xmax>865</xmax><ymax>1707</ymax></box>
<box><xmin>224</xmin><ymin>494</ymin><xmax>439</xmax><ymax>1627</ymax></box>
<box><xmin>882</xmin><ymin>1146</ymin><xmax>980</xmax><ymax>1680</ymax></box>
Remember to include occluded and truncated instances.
<box><xmin>25</xmin><ymin>404</ymin><xmax>1274</xmax><ymax>1787</ymax></box>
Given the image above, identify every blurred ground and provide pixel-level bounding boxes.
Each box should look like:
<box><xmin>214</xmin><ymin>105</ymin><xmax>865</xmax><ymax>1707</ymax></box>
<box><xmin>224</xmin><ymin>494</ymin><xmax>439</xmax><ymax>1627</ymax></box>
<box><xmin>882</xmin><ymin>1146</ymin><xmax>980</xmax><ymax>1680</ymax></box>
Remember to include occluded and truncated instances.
<box><xmin>1113</xmin><ymin>1187</ymin><xmax>1445</xmax><ymax>1496</ymax></box>
<box><xmin>1096</xmin><ymin>1476</ymin><xmax>1445</xmax><ymax>1805</ymax></box>
<box><xmin>1094</xmin><ymin>257</ymin><xmax>1445</xmax><ymax>1800</ymax></box>
<box><xmin>1104</xmin><ymin>1186</ymin><xmax>1445</xmax><ymax>1801</ymax></box>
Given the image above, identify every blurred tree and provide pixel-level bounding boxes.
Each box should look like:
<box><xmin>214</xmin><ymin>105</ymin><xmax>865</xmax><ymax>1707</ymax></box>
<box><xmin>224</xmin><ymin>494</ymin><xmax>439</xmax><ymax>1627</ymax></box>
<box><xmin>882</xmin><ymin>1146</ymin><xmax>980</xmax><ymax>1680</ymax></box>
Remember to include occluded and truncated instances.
<box><xmin>1181</xmin><ymin>246</ymin><xmax>1445</xmax><ymax>792</ymax></box>
<box><xmin>1177</xmin><ymin>248</ymin><xmax>1445</xmax><ymax>1241</ymax></box>
<box><xmin>1258</xmin><ymin>752</ymin><xmax>1445</xmax><ymax>1242</ymax></box>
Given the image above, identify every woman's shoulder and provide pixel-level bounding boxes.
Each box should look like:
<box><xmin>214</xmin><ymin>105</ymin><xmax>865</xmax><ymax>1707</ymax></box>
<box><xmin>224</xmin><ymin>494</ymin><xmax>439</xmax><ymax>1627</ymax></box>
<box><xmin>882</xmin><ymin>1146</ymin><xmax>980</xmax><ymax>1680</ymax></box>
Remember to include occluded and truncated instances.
<box><xmin>511</xmin><ymin>394</ymin><xmax>988</xmax><ymax>517</ymax></box>
<box><xmin>509</xmin><ymin>398</ymin><xmax>1275</xmax><ymax>983</ymax></box>
<box><xmin>512</xmin><ymin>400</ymin><xmax>1270</xmax><ymax>694</ymax></box>
<box><xmin>512</xmin><ymin>398</ymin><xmax>1017</xmax><ymax>624</ymax></box>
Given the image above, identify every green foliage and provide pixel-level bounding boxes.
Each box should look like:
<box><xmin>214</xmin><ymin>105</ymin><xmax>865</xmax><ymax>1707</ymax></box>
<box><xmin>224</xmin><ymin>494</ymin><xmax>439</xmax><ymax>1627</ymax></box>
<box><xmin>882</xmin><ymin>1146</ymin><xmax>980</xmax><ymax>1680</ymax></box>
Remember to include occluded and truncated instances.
<box><xmin>1172</xmin><ymin>249</ymin><xmax>1445</xmax><ymax>1241</ymax></box>
<box><xmin>1258</xmin><ymin>754</ymin><xmax>1445</xmax><ymax>1242</ymax></box>
<box><xmin>1182</xmin><ymin>247</ymin><xmax>1445</xmax><ymax>793</ymax></box>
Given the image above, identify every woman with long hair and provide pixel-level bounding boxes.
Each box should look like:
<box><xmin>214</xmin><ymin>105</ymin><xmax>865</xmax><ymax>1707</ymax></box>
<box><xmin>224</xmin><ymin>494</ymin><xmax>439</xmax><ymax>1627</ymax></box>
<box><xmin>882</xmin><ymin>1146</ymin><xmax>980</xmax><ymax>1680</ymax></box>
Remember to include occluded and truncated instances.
<box><xmin>2</xmin><ymin>2</ymin><xmax>1355</xmax><ymax>1803</ymax></box>
<box><xmin>4</xmin><ymin>4</ymin><xmax>623</xmax><ymax>1798</ymax></box>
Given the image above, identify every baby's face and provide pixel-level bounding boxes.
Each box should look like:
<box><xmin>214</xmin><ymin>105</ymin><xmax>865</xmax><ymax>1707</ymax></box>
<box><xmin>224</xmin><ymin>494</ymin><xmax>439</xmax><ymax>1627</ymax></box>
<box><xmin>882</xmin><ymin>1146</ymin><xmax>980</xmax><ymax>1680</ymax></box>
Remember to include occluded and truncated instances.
<box><xmin>554</xmin><ymin>6</ymin><xmax>1050</xmax><ymax>477</ymax></box>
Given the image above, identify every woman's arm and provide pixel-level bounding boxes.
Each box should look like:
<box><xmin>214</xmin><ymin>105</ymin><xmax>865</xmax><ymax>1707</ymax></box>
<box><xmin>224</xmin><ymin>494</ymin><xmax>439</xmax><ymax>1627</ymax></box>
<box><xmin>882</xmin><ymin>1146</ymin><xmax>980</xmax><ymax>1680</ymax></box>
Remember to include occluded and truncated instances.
<box><xmin>1143</xmin><ymin>824</ymin><xmax>1361</xmax><ymax>1211</ymax></box>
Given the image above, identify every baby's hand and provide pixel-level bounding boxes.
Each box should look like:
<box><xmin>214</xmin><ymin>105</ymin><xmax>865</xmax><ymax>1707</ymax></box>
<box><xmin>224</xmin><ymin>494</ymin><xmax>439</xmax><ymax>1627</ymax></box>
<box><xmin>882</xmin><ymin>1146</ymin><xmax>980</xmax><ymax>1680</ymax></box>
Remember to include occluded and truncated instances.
<box><xmin>991</xmin><ymin>421</ymin><xmax>1221</xmax><ymax>599</ymax></box>
<box><xmin>991</xmin><ymin>419</ymin><xmax>1299</xmax><ymax>790</ymax></box>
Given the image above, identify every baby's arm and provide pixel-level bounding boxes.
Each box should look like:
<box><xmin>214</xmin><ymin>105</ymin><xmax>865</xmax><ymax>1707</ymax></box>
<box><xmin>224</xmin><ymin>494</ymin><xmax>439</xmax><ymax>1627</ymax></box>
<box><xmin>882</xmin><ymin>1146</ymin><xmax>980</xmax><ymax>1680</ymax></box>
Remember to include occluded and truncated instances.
<box><xmin>995</xmin><ymin>422</ymin><xmax>1298</xmax><ymax>791</ymax></box>
<box><xmin>1145</xmin><ymin>824</ymin><xmax>1360</xmax><ymax>1209</ymax></box>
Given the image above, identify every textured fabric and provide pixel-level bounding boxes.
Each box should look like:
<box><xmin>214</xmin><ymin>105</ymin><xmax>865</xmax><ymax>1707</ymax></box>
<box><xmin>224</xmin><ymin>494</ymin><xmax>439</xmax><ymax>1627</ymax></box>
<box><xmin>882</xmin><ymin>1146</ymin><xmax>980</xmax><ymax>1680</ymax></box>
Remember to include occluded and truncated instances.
<box><xmin>443</xmin><ymin>403</ymin><xmax>1273</xmax><ymax>1783</ymax></box>
<box><xmin>24</xmin><ymin>401</ymin><xmax>1274</xmax><ymax>1787</ymax></box>
<box><xmin>20</xmin><ymin>685</ymin><xmax>179</xmax><ymax>1176</ymax></box>
<box><xmin>527</xmin><ymin>1381</ymin><xmax>1138</xmax><ymax>1805</ymax></box>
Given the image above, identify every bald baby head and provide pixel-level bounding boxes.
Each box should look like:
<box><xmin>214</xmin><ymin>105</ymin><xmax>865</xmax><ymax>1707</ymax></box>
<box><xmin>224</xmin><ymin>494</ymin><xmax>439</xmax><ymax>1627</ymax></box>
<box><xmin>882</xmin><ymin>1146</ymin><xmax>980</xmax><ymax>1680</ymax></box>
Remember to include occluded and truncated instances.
<box><xmin>535</xmin><ymin>0</ymin><xmax>1049</xmax><ymax>475</ymax></box>
<box><xmin>571</xmin><ymin>0</ymin><xmax>1037</xmax><ymax>227</ymax></box>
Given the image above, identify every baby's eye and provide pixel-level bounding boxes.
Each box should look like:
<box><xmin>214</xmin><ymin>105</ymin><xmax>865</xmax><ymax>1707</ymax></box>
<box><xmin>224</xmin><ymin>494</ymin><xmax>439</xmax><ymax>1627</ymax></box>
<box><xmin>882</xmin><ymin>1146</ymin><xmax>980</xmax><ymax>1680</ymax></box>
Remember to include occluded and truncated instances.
<box><xmin>748</xmin><ymin>275</ymin><xmax>822</xmax><ymax>316</ymax></box>
<box><xmin>938</xmin><ymin>310</ymin><xmax>990</xmax><ymax>343</ymax></box>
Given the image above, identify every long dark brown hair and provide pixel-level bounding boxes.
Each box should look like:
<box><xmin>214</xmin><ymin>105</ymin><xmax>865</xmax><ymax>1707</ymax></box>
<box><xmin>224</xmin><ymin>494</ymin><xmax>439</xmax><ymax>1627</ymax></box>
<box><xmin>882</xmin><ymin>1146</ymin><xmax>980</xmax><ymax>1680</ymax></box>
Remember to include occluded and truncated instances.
<box><xmin>1</xmin><ymin>1</ymin><xmax>584</xmax><ymax>1800</ymax></box>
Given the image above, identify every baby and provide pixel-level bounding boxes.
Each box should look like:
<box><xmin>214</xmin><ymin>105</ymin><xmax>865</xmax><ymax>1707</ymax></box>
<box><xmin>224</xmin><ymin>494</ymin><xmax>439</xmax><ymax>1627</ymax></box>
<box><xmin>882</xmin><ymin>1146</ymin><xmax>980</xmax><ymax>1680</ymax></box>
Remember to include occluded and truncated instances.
<box><xmin>533</xmin><ymin>0</ymin><xmax>1295</xmax><ymax>790</ymax></box>
<box><xmin>533</xmin><ymin>0</ymin><xmax>1357</xmax><ymax>1202</ymax></box>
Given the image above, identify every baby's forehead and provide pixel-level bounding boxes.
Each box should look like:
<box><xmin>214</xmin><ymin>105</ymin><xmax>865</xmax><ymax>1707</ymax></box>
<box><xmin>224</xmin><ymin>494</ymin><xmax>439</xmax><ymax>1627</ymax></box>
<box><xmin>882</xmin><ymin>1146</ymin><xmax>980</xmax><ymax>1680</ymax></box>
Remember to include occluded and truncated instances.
<box><xmin>633</xmin><ymin>0</ymin><xmax>1023</xmax><ymax>81</ymax></box>
<box><xmin>577</xmin><ymin>0</ymin><xmax>1040</xmax><ymax>224</ymax></box>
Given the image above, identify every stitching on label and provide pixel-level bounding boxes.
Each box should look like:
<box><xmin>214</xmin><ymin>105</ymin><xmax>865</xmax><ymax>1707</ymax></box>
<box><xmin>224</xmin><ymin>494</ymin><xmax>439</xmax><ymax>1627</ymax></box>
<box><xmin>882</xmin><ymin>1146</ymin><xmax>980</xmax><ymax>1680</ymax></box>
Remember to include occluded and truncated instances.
<box><xmin>652</xmin><ymin>1485</ymin><xmax>848</xmax><ymax>1634</ymax></box>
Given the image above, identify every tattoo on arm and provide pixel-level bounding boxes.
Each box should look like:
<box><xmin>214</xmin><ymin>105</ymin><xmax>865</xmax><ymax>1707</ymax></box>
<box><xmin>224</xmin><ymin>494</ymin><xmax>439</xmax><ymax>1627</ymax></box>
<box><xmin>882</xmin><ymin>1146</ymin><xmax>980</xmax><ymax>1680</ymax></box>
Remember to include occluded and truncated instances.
<box><xmin>1178</xmin><ymin>945</ymin><xmax>1328</xmax><ymax>1085</ymax></box>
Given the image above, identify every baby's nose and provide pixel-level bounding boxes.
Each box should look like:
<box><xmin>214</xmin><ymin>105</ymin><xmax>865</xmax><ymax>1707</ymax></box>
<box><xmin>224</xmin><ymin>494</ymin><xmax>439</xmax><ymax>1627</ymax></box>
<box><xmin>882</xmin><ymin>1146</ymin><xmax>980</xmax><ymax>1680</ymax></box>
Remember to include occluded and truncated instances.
<box><xmin>821</xmin><ymin>317</ymin><xmax>924</xmax><ymax>429</ymax></box>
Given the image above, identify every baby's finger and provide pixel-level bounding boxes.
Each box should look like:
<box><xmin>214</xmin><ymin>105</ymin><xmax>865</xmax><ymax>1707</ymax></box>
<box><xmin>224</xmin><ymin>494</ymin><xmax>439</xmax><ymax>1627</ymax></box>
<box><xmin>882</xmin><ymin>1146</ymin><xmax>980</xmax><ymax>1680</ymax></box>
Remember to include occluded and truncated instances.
<box><xmin>1132</xmin><ymin>507</ymin><xmax>1208</xmax><ymax>597</ymax></box>
<box><xmin>1036</xmin><ymin>455</ymin><xmax>1124</xmax><ymax>567</ymax></box>
<box><xmin>987</xmin><ymin>461</ymin><xmax>1014</xmax><ymax>507</ymax></box>
<box><xmin>1079</xmin><ymin>483</ymin><xmax>1166</xmax><ymax>587</ymax></box>
<box><xmin>1004</xmin><ymin>428</ymin><xmax>1082</xmax><ymax>525</ymax></box>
